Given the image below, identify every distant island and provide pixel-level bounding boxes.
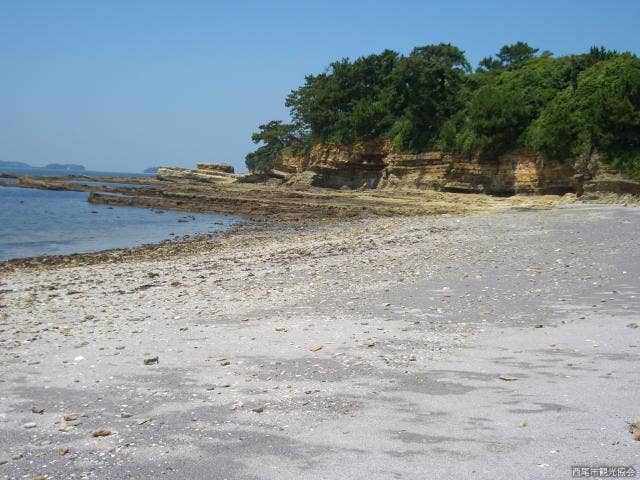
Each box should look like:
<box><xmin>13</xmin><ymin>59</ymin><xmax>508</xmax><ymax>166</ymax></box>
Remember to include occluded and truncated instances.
<box><xmin>143</xmin><ymin>167</ymin><xmax>160</xmax><ymax>174</ymax></box>
<box><xmin>0</xmin><ymin>160</ymin><xmax>86</xmax><ymax>171</ymax></box>
<box><xmin>0</xmin><ymin>160</ymin><xmax>31</xmax><ymax>168</ymax></box>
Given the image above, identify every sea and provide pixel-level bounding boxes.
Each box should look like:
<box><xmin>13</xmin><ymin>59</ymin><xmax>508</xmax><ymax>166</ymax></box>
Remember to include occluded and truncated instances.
<box><xmin>0</xmin><ymin>167</ymin><xmax>240</xmax><ymax>261</ymax></box>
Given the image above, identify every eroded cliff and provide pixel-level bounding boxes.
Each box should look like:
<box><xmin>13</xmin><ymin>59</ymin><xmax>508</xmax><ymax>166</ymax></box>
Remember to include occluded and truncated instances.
<box><xmin>276</xmin><ymin>143</ymin><xmax>582</xmax><ymax>195</ymax></box>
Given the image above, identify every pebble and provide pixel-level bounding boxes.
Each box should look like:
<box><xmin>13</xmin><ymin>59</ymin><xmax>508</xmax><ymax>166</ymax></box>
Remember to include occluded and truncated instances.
<box><xmin>143</xmin><ymin>356</ymin><xmax>159</xmax><ymax>365</ymax></box>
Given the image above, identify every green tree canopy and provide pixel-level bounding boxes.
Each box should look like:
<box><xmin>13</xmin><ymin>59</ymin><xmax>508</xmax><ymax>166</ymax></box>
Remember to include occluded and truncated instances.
<box><xmin>246</xmin><ymin>42</ymin><xmax>640</xmax><ymax>179</ymax></box>
<box><xmin>245</xmin><ymin>121</ymin><xmax>301</xmax><ymax>173</ymax></box>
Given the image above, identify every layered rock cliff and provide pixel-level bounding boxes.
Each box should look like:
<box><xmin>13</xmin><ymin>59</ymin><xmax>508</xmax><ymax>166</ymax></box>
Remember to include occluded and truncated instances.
<box><xmin>276</xmin><ymin>143</ymin><xmax>582</xmax><ymax>195</ymax></box>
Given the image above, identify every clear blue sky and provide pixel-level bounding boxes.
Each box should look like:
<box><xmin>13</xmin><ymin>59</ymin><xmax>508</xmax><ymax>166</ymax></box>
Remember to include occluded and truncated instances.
<box><xmin>1</xmin><ymin>0</ymin><xmax>639</xmax><ymax>173</ymax></box>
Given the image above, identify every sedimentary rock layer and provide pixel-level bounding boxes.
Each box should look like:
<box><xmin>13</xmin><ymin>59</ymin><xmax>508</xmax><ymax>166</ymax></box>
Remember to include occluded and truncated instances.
<box><xmin>277</xmin><ymin>143</ymin><xmax>580</xmax><ymax>195</ymax></box>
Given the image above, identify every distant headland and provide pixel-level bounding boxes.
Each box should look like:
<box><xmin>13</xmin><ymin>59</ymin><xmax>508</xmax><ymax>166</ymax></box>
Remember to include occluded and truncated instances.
<box><xmin>0</xmin><ymin>160</ymin><xmax>86</xmax><ymax>171</ymax></box>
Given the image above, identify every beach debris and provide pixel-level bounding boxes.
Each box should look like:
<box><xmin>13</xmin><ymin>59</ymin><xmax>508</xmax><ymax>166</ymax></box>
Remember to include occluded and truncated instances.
<box><xmin>220</xmin><ymin>359</ymin><xmax>231</xmax><ymax>366</ymax></box>
<box><xmin>23</xmin><ymin>422</ymin><xmax>37</xmax><ymax>429</ymax></box>
<box><xmin>309</xmin><ymin>344</ymin><xmax>323</xmax><ymax>352</ymax></box>
<box><xmin>91</xmin><ymin>429</ymin><xmax>112</xmax><ymax>437</ymax></box>
<box><xmin>499</xmin><ymin>375</ymin><xmax>518</xmax><ymax>381</ymax></box>
<box><xmin>252</xmin><ymin>406</ymin><xmax>265</xmax><ymax>413</ymax></box>
<box><xmin>143</xmin><ymin>356</ymin><xmax>159</xmax><ymax>365</ymax></box>
<box><xmin>627</xmin><ymin>322</ymin><xmax>639</xmax><ymax>329</ymax></box>
<box><xmin>59</xmin><ymin>447</ymin><xmax>70</xmax><ymax>456</ymax></box>
<box><xmin>275</xmin><ymin>326</ymin><xmax>287</xmax><ymax>332</ymax></box>
<box><xmin>137</xmin><ymin>418</ymin><xmax>152</xmax><ymax>425</ymax></box>
<box><xmin>31</xmin><ymin>405</ymin><xmax>45</xmax><ymax>414</ymax></box>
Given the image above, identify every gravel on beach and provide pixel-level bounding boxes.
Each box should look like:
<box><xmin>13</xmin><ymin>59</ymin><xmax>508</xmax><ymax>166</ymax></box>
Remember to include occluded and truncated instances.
<box><xmin>0</xmin><ymin>203</ymin><xmax>639</xmax><ymax>479</ymax></box>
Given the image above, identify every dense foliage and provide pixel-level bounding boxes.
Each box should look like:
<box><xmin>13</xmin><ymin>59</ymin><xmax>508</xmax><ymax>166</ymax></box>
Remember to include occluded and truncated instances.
<box><xmin>246</xmin><ymin>43</ymin><xmax>640</xmax><ymax>179</ymax></box>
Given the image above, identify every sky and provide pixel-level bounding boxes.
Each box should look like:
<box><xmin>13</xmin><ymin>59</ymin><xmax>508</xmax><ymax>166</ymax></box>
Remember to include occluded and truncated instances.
<box><xmin>1</xmin><ymin>1</ymin><xmax>639</xmax><ymax>173</ymax></box>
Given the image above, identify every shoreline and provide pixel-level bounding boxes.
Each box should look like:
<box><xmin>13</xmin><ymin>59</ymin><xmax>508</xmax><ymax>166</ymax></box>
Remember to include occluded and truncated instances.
<box><xmin>0</xmin><ymin>173</ymin><xmax>577</xmax><ymax>272</ymax></box>
<box><xmin>0</xmin><ymin>217</ymin><xmax>263</xmax><ymax>273</ymax></box>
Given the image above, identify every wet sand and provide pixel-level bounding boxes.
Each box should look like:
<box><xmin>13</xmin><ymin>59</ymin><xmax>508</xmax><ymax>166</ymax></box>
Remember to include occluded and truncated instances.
<box><xmin>0</xmin><ymin>203</ymin><xmax>639</xmax><ymax>479</ymax></box>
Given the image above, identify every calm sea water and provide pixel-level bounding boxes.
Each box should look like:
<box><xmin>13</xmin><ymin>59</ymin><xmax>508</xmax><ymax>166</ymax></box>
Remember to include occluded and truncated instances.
<box><xmin>1</xmin><ymin>166</ymin><xmax>153</xmax><ymax>178</ymax></box>
<box><xmin>0</xmin><ymin>167</ymin><xmax>239</xmax><ymax>261</ymax></box>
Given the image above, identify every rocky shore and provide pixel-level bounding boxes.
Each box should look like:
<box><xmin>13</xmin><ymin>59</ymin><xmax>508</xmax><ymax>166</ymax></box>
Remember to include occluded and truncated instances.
<box><xmin>0</xmin><ymin>164</ymin><xmax>574</xmax><ymax>272</ymax></box>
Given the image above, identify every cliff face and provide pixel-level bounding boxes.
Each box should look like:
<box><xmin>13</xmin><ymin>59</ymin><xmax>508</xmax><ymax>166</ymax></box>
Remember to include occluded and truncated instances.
<box><xmin>277</xmin><ymin>143</ymin><xmax>579</xmax><ymax>195</ymax></box>
<box><xmin>278</xmin><ymin>141</ymin><xmax>389</xmax><ymax>189</ymax></box>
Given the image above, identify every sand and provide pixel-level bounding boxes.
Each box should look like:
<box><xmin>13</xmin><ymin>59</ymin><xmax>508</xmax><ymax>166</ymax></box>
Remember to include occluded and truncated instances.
<box><xmin>0</xmin><ymin>203</ymin><xmax>639</xmax><ymax>479</ymax></box>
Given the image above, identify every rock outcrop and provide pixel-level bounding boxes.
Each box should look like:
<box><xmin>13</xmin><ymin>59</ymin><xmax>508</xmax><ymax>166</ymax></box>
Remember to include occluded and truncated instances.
<box><xmin>276</xmin><ymin>143</ymin><xmax>585</xmax><ymax>195</ymax></box>
<box><xmin>582</xmin><ymin>175</ymin><xmax>640</xmax><ymax>196</ymax></box>
<box><xmin>157</xmin><ymin>166</ymin><xmax>235</xmax><ymax>184</ymax></box>
<box><xmin>197</xmin><ymin>163</ymin><xmax>235</xmax><ymax>174</ymax></box>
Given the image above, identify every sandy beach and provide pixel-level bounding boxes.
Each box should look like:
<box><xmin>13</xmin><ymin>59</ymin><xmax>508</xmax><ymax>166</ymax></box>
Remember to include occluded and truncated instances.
<box><xmin>1</xmin><ymin>203</ymin><xmax>639</xmax><ymax>479</ymax></box>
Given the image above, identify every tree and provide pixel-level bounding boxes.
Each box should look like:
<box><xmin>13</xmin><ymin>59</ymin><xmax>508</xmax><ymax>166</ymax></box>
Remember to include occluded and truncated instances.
<box><xmin>527</xmin><ymin>54</ymin><xmax>640</xmax><ymax>177</ymax></box>
<box><xmin>465</xmin><ymin>55</ymin><xmax>576</xmax><ymax>155</ymax></box>
<box><xmin>245</xmin><ymin>121</ymin><xmax>301</xmax><ymax>173</ymax></box>
<box><xmin>410</xmin><ymin>43</ymin><xmax>471</xmax><ymax>72</ymax></box>
<box><xmin>388</xmin><ymin>46</ymin><xmax>470</xmax><ymax>151</ymax></box>
<box><xmin>497</xmin><ymin>41</ymin><xmax>540</xmax><ymax>66</ymax></box>
<box><xmin>477</xmin><ymin>56</ymin><xmax>503</xmax><ymax>73</ymax></box>
<box><xmin>286</xmin><ymin>50</ymin><xmax>400</xmax><ymax>144</ymax></box>
<box><xmin>476</xmin><ymin>42</ymin><xmax>540</xmax><ymax>72</ymax></box>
